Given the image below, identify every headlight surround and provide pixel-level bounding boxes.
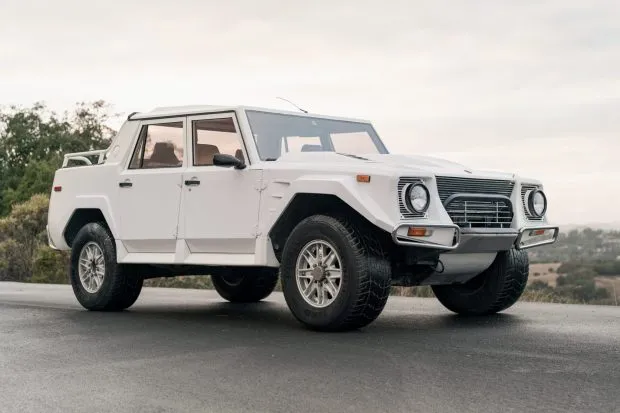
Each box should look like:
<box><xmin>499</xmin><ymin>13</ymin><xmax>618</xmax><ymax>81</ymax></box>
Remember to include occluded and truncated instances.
<box><xmin>405</xmin><ymin>183</ymin><xmax>430</xmax><ymax>214</ymax></box>
<box><xmin>527</xmin><ymin>189</ymin><xmax>547</xmax><ymax>217</ymax></box>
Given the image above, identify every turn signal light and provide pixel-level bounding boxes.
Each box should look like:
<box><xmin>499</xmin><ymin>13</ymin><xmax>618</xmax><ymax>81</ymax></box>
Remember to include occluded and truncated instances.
<box><xmin>356</xmin><ymin>175</ymin><xmax>371</xmax><ymax>183</ymax></box>
<box><xmin>530</xmin><ymin>229</ymin><xmax>546</xmax><ymax>236</ymax></box>
<box><xmin>407</xmin><ymin>227</ymin><xmax>430</xmax><ymax>237</ymax></box>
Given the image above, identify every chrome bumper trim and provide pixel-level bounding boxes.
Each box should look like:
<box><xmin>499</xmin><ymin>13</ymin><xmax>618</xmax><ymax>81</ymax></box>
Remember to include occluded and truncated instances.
<box><xmin>515</xmin><ymin>226</ymin><xmax>560</xmax><ymax>250</ymax></box>
<box><xmin>391</xmin><ymin>224</ymin><xmax>461</xmax><ymax>251</ymax></box>
<box><xmin>392</xmin><ymin>223</ymin><xmax>559</xmax><ymax>252</ymax></box>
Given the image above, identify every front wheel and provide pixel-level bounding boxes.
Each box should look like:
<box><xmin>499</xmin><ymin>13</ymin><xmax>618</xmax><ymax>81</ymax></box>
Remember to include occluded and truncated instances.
<box><xmin>432</xmin><ymin>249</ymin><xmax>529</xmax><ymax>315</ymax></box>
<box><xmin>70</xmin><ymin>222</ymin><xmax>143</xmax><ymax>311</ymax></box>
<box><xmin>280</xmin><ymin>215</ymin><xmax>391</xmax><ymax>332</ymax></box>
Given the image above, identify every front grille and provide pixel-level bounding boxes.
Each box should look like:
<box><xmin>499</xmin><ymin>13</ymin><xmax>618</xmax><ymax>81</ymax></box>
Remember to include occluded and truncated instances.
<box><xmin>397</xmin><ymin>177</ymin><xmax>426</xmax><ymax>218</ymax></box>
<box><xmin>436</xmin><ymin>176</ymin><xmax>515</xmax><ymax>228</ymax></box>
<box><xmin>521</xmin><ymin>184</ymin><xmax>543</xmax><ymax>221</ymax></box>
<box><xmin>435</xmin><ymin>176</ymin><xmax>515</xmax><ymax>202</ymax></box>
<box><xmin>444</xmin><ymin>198</ymin><xmax>513</xmax><ymax>228</ymax></box>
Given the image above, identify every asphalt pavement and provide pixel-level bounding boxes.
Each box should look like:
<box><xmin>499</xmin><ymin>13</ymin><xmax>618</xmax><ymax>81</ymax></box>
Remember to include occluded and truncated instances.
<box><xmin>0</xmin><ymin>282</ymin><xmax>618</xmax><ymax>413</ymax></box>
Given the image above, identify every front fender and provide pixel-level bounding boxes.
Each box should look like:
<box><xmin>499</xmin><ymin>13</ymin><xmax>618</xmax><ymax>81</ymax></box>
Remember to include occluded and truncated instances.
<box><xmin>277</xmin><ymin>174</ymin><xmax>395</xmax><ymax>233</ymax></box>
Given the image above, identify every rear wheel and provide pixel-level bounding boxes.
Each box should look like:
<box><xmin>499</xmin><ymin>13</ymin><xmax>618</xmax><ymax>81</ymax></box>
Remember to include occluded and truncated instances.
<box><xmin>211</xmin><ymin>268</ymin><xmax>278</xmax><ymax>303</ymax></box>
<box><xmin>70</xmin><ymin>222</ymin><xmax>143</xmax><ymax>311</ymax></box>
<box><xmin>280</xmin><ymin>215</ymin><xmax>391</xmax><ymax>332</ymax></box>
<box><xmin>432</xmin><ymin>249</ymin><xmax>529</xmax><ymax>315</ymax></box>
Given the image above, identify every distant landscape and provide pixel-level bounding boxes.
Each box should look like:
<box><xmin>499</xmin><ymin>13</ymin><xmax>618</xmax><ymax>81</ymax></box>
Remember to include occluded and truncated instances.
<box><xmin>1</xmin><ymin>102</ymin><xmax>618</xmax><ymax>306</ymax></box>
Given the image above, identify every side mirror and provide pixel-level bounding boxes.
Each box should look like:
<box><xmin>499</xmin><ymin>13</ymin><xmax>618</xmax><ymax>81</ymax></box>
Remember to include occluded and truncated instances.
<box><xmin>213</xmin><ymin>153</ymin><xmax>246</xmax><ymax>170</ymax></box>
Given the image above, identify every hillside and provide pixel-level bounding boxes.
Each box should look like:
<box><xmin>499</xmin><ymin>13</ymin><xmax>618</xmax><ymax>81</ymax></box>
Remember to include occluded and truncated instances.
<box><xmin>528</xmin><ymin>227</ymin><xmax>620</xmax><ymax>263</ymax></box>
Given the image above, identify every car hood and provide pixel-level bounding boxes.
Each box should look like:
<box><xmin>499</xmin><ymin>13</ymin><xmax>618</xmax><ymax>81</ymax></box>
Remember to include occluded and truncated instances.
<box><xmin>271</xmin><ymin>152</ymin><xmax>515</xmax><ymax>180</ymax></box>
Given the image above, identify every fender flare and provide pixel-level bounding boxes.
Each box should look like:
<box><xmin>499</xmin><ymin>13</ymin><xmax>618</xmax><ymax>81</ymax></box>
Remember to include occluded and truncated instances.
<box><xmin>271</xmin><ymin>175</ymin><xmax>394</xmax><ymax>234</ymax></box>
<box><xmin>64</xmin><ymin>195</ymin><xmax>119</xmax><ymax>239</ymax></box>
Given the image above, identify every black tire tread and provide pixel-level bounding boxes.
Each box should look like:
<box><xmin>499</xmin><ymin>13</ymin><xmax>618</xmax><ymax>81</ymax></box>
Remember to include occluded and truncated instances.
<box><xmin>487</xmin><ymin>248</ymin><xmax>529</xmax><ymax>313</ymax></box>
<box><xmin>212</xmin><ymin>268</ymin><xmax>279</xmax><ymax>303</ymax></box>
<box><xmin>432</xmin><ymin>249</ymin><xmax>529</xmax><ymax>315</ymax></box>
<box><xmin>329</xmin><ymin>215</ymin><xmax>391</xmax><ymax>330</ymax></box>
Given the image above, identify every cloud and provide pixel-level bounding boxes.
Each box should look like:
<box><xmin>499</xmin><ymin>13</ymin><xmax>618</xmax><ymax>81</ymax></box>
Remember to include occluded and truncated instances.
<box><xmin>0</xmin><ymin>0</ymin><xmax>618</xmax><ymax>223</ymax></box>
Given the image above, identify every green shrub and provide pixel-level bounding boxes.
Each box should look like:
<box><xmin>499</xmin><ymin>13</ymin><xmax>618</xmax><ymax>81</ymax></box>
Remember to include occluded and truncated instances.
<box><xmin>529</xmin><ymin>280</ymin><xmax>551</xmax><ymax>291</ymax></box>
<box><xmin>0</xmin><ymin>239</ymin><xmax>28</xmax><ymax>281</ymax></box>
<box><xmin>0</xmin><ymin>194</ymin><xmax>49</xmax><ymax>281</ymax></box>
<box><xmin>31</xmin><ymin>247</ymin><xmax>70</xmax><ymax>284</ymax></box>
<box><xmin>144</xmin><ymin>276</ymin><xmax>214</xmax><ymax>289</ymax></box>
<box><xmin>391</xmin><ymin>286</ymin><xmax>434</xmax><ymax>297</ymax></box>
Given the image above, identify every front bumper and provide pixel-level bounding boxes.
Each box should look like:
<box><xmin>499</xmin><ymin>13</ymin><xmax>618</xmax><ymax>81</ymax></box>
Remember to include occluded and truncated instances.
<box><xmin>391</xmin><ymin>223</ymin><xmax>559</xmax><ymax>252</ymax></box>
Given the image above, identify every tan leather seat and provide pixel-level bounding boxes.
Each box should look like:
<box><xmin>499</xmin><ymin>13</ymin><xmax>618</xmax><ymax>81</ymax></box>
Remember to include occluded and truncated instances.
<box><xmin>234</xmin><ymin>149</ymin><xmax>245</xmax><ymax>163</ymax></box>
<box><xmin>146</xmin><ymin>142</ymin><xmax>180</xmax><ymax>167</ymax></box>
<box><xmin>195</xmin><ymin>143</ymin><xmax>220</xmax><ymax>165</ymax></box>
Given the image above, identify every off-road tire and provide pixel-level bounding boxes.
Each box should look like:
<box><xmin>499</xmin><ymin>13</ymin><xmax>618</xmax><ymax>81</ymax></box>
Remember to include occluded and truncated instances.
<box><xmin>280</xmin><ymin>214</ymin><xmax>391</xmax><ymax>332</ymax></box>
<box><xmin>211</xmin><ymin>268</ymin><xmax>279</xmax><ymax>303</ymax></box>
<box><xmin>70</xmin><ymin>222</ymin><xmax>143</xmax><ymax>311</ymax></box>
<box><xmin>432</xmin><ymin>249</ymin><xmax>529</xmax><ymax>315</ymax></box>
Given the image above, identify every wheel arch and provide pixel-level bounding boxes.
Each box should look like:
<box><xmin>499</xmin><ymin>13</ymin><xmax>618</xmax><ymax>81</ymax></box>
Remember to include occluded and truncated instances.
<box><xmin>268</xmin><ymin>193</ymin><xmax>392</xmax><ymax>261</ymax></box>
<box><xmin>63</xmin><ymin>208</ymin><xmax>112</xmax><ymax>247</ymax></box>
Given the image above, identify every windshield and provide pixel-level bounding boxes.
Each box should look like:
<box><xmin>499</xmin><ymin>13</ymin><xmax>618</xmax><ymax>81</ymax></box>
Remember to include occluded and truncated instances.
<box><xmin>245</xmin><ymin>110</ymin><xmax>388</xmax><ymax>161</ymax></box>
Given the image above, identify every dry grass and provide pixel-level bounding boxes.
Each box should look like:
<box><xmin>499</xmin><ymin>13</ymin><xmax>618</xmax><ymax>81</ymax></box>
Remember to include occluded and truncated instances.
<box><xmin>528</xmin><ymin>262</ymin><xmax>563</xmax><ymax>286</ymax></box>
<box><xmin>595</xmin><ymin>276</ymin><xmax>620</xmax><ymax>305</ymax></box>
<box><xmin>520</xmin><ymin>289</ymin><xmax>579</xmax><ymax>304</ymax></box>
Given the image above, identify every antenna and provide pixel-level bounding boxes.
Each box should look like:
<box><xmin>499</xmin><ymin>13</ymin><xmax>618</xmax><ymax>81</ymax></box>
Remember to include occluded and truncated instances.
<box><xmin>276</xmin><ymin>97</ymin><xmax>308</xmax><ymax>113</ymax></box>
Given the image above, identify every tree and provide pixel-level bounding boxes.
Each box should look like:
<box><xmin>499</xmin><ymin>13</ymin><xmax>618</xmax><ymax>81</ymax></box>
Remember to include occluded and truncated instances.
<box><xmin>0</xmin><ymin>101</ymin><xmax>115</xmax><ymax>215</ymax></box>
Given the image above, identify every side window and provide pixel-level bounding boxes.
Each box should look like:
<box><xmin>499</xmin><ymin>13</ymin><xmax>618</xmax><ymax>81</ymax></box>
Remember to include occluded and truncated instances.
<box><xmin>129</xmin><ymin>122</ymin><xmax>184</xmax><ymax>169</ymax></box>
<box><xmin>193</xmin><ymin>117</ymin><xmax>244</xmax><ymax>166</ymax></box>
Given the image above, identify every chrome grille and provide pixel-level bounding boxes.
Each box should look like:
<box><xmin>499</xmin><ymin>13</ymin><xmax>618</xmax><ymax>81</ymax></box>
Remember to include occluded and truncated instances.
<box><xmin>436</xmin><ymin>176</ymin><xmax>515</xmax><ymax>229</ymax></box>
<box><xmin>397</xmin><ymin>177</ymin><xmax>426</xmax><ymax>218</ymax></box>
<box><xmin>436</xmin><ymin>176</ymin><xmax>515</xmax><ymax>202</ymax></box>
<box><xmin>521</xmin><ymin>184</ymin><xmax>543</xmax><ymax>221</ymax></box>
<box><xmin>444</xmin><ymin>198</ymin><xmax>513</xmax><ymax>228</ymax></box>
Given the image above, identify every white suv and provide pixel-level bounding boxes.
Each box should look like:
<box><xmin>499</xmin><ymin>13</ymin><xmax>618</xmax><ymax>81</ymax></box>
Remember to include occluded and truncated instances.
<box><xmin>47</xmin><ymin>105</ymin><xmax>558</xmax><ymax>331</ymax></box>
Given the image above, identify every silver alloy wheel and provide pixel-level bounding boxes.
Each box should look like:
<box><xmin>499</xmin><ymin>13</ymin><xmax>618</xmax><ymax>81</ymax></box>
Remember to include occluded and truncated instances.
<box><xmin>295</xmin><ymin>239</ymin><xmax>343</xmax><ymax>308</ymax></box>
<box><xmin>78</xmin><ymin>241</ymin><xmax>106</xmax><ymax>294</ymax></box>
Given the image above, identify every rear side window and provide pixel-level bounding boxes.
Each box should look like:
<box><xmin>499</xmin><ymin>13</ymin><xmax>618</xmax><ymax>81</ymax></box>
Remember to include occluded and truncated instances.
<box><xmin>129</xmin><ymin>122</ymin><xmax>184</xmax><ymax>169</ymax></box>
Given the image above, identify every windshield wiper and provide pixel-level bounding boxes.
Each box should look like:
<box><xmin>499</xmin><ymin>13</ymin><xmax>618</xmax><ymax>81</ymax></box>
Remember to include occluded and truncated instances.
<box><xmin>336</xmin><ymin>152</ymin><xmax>368</xmax><ymax>161</ymax></box>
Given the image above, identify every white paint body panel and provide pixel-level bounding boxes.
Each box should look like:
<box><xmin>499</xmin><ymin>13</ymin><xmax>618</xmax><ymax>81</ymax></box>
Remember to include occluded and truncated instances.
<box><xmin>47</xmin><ymin>105</ymin><xmax>557</xmax><ymax>277</ymax></box>
<box><xmin>117</xmin><ymin>169</ymin><xmax>183</xmax><ymax>255</ymax></box>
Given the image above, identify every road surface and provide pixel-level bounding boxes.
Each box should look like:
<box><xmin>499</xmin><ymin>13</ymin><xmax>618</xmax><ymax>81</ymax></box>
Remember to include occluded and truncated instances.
<box><xmin>0</xmin><ymin>282</ymin><xmax>618</xmax><ymax>413</ymax></box>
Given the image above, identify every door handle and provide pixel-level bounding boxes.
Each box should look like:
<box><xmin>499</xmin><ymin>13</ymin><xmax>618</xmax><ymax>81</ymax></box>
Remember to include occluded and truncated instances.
<box><xmin>184</xmin><ymin>179</ymin><xmax>200</xmax><ymax>186</ymax></box>
<box><xmin>119</xmin><ymin>181</ymin><xmax>133</xmax><ymax>188</ymax></box>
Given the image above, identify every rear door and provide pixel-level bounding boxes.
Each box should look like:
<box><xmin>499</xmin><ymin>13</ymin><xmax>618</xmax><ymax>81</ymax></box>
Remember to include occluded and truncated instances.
<box><xmin>117</xmin><ymin>118</ymin><xmax>186</xmax><ymax>258</ymax></box>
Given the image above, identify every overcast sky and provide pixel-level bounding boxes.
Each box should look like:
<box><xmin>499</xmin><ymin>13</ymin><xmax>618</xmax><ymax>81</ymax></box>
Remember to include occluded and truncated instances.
<box><xmin>1</xmin><ymin>0</ymin><xmax>619</xmax><ymax>225</ymax></box>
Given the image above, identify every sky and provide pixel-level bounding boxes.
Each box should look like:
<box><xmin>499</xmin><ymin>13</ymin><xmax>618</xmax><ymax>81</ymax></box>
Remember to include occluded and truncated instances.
<box><xmin>1</xmin><ymin>0</ymin><xmax>619</xmax><ymax>225</ymax></box>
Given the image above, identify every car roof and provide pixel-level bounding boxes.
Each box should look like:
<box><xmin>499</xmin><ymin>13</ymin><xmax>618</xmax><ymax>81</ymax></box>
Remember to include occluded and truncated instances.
<box><xmin>128</xmin><ymin>105</ymin><xmax>371</xmax><ymax>123</ymax></box>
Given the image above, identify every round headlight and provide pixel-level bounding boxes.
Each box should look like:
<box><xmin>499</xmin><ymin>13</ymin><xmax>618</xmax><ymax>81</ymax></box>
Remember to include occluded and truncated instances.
<box><xmin>528</xmin><ymin>189</ymin><xmax>547</xmax><ymax>217</ymax></box>
<box><xmin>407</xmin><ymin>183</ymin><xmax>430</xmax><ymax>213</ymax></box>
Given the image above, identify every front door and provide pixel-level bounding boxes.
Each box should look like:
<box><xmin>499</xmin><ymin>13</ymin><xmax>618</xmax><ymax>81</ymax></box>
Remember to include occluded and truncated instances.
<box><xmin>178</xmin><ymin>113</ymin><xmax>261</xmax><ymax>264</ymax></box>
<box><xmin>117</xmin><ymin>118</ymin><xmax>186</xmax><ymax>257</ymax></box>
